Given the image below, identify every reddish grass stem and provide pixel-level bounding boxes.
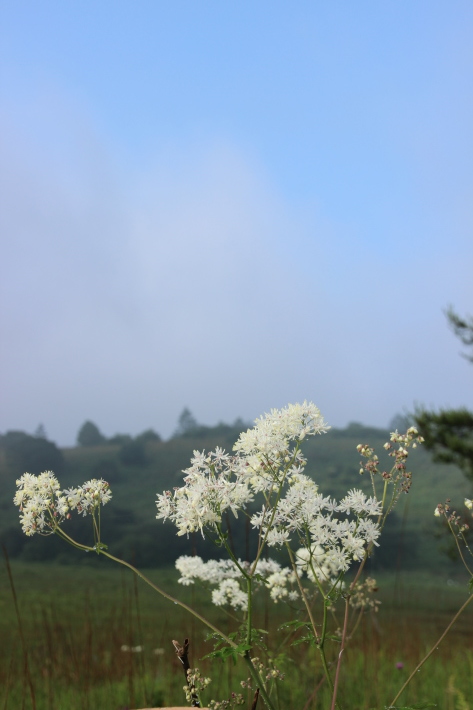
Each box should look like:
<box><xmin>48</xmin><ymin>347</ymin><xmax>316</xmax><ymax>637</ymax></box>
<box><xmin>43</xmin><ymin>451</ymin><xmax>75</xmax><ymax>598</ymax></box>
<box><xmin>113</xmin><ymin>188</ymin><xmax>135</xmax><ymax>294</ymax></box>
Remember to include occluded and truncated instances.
<box><xmin>388</xmin><ymin>591</ymin><xmax>473</xmax><ymax>708</ymax></box>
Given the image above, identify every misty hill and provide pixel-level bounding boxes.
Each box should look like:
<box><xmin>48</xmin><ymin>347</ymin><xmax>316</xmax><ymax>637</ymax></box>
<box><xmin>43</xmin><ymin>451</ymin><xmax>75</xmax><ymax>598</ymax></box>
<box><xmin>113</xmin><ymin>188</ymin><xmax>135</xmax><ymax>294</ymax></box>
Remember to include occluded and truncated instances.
<box><xmin>1</xmin><ymin>421</ymin><xmax>469</xmax><ymax>573</ymax></box>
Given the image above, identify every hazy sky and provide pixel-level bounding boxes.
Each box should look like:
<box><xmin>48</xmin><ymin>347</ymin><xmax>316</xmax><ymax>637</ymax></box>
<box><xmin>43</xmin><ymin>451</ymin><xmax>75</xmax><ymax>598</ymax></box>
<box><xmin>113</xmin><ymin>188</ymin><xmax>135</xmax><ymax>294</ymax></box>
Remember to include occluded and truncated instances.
<box><xmin>1</xmin><ymin>1</ymin><xmax>472</xmax><ymax>445</ymax></box>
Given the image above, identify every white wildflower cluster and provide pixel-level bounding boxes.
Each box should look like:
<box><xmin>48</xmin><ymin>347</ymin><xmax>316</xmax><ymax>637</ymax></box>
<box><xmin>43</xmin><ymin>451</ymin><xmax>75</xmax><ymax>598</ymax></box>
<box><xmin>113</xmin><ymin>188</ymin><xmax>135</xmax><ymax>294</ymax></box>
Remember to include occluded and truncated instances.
<box><xmin>157</xmin><ymin>403</ymin><xmax>329</xmax><ymax>536</ymax></box>
<box><xmin>65</xmin><ymin>479</ymin><xmax>112</xmax><ymax>515</ymax></box>
<box><xmin>161</xmin><ymin>404</ymin><xmax>384</xmax><ymax>600</ymax></box>
<box><xmin>175</xmin><ymin>555</ymin><xmax>298</xmax><ymax>610</ymax></box>
<box><xmin>156</xmin><ymin>448</ymin><xmax>253</xmax><ymax>536</ymax></box>
<box><xmin>14</xmin><ymin>471</ymin><xmax>112</xmax><ymax>536</ymax></box>
<box><xmin>295</xmin><ymin>545</ymin><xmax>344</xmax><ymax>586</ymax></box>
<box><xmin>235</xmin><ymin>401</ymin><xmax>329</xmax><ymax>457</ymax></box>
<box><xmin>251</xmin><ymin>476</ymin><xmax>381</xmax><ymax>580</ymax></box>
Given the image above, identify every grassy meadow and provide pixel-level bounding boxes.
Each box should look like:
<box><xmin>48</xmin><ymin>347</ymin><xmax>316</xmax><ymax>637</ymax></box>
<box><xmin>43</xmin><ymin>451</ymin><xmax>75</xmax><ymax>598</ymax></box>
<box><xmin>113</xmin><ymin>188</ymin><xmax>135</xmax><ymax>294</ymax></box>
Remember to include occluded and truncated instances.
<box><xmin>1</xmin><ymin>560</ymin><xmax>472</xmax><ymax>710</ymax></box>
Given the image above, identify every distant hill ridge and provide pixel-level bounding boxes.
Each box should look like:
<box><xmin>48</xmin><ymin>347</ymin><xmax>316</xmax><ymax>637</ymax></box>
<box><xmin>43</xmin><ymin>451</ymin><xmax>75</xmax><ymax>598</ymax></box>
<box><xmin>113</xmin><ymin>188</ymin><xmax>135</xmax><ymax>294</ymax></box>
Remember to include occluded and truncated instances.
<box><xmin>1</xmin><ymin>422</ymin><xmax>469</xmax><ymax>572</ymax></box>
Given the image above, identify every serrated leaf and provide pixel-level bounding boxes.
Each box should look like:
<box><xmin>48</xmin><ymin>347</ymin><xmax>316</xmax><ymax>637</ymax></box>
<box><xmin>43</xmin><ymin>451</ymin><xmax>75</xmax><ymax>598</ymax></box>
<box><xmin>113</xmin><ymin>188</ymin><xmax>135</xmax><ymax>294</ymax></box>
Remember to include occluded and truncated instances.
<box><xmin>278</xmin><ymin>620</ymin><xmax>310</xmax><ymax>631</ymax></box>
<box><xmin>394</xmin><ymin>702</ymin><xmax>437</xmax><ymax>709</ymax></box>
<box><xmin>291</xmin><ymin>634</ymin><xmax>317</xmax><ymax>647</ymax></box>
<box><xmin>202</xmin><ymin>642</ymin><xmax>251</xmax><ymax>666</ymax></box>
<box><xmin>324</xmin><ymin>634</ymin><xmax>342</xmax><ymax>643</ymax></box>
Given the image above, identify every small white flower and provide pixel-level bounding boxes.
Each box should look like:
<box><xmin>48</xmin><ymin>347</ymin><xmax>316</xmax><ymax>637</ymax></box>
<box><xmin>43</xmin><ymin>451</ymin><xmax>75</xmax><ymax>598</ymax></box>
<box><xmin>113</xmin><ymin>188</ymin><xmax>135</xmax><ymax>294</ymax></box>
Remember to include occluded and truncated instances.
<box><xmin>212</xmin><ymin>579</ymin><xmax>247</xmax><ymax>611</ymax></box>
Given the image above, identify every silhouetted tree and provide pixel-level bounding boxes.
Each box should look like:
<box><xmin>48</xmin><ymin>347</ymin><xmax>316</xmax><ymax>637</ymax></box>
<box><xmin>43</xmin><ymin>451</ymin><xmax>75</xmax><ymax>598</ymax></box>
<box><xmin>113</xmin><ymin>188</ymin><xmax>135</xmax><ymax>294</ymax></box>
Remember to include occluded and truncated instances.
<box><xmin>173</xmin><ymin>408</ymin><xmax>198</xmax><ymax>437</ymax></box>
<box><xmin>415</xmin><ymin>307</ymin><xmax>473</xmax><ymax>483</ymax></box>
<box><xmin>77</xmin><ymin>420</ymin><xmax>106</xmax><ymax>447</ymax></box>
<box><xmin>446</xmin><ymin>306</ymin><xmax>473</xmax><ymax>362</ymax></box>
<box><xmin>34</xmin><ymin>423</ymin><xmax>47</xmax><ymax>439</ymax></box>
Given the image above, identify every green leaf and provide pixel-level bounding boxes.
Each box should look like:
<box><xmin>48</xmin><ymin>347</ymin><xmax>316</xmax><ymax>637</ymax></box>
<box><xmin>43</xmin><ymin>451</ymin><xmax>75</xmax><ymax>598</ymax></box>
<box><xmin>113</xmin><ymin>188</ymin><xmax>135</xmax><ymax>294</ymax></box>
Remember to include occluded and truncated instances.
<box><xmin>202</xmin><ymin>642</ymin><xmax>251</xmax><ymax>665</ymax></box>
<box><xmin>324</xmin><ymin>634</ymin><xmax>342</xmax><ymax>643</ymax></box>
<box><xmin>393</xmin><ymin>703</ymin><xmax>437</xmax><ymax>709</ymax></box>
<box><xmin>291</xmin><ymin>634</ymin><xmax>317</xmax><ymax>647</ymax></box>
<box><xmin>468</xmin><ymin>577</ymin><xmax>473</xmax><ymax>592</ymax></box>
<box><xmin>278</xmin><ymin>620</ymin><xmax>311</xmax><ymax>631</ymax></box>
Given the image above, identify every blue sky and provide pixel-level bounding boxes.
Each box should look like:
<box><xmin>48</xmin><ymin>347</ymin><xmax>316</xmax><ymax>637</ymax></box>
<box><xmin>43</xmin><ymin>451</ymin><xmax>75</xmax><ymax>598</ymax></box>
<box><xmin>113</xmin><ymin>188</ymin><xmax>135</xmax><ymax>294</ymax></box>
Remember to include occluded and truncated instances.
<box><xmin>1</xmin><ymin>1</ymin><xmax>472</xmax><ymax>444</ymax></box>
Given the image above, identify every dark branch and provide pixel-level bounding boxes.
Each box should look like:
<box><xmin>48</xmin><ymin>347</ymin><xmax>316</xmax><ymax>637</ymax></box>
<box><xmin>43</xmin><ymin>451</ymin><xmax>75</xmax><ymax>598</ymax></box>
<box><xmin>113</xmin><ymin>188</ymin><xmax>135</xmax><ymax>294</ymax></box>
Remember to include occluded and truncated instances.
<box><xmin>172</xmin><ymin>637</ymin><xmax>201</xmax><ymax>707</ymax></box>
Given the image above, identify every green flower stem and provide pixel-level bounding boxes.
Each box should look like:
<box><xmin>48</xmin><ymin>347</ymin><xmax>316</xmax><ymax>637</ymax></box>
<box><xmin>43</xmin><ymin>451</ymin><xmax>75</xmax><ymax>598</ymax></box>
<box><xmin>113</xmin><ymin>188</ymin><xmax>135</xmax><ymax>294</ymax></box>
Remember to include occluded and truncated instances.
<box><xmin>216</xmin><ymin>523</ymin><xmax>249</xmax><ymax>579</ymax></box>
<box><xmin>388</xmin><ymin>591</ymin><xmax>473</xmax><ymax>709</ymax></box>
<box><xmin>246</xmin><ymin>576</ymin><xmax>253</xmax><ymax>648</ymax></box>
<box><xmin>250</xmin><ymin>445</ymin><xmax>300</xmax><ymax>574</ymax></box>
<box><xmin>243</xmin><ymin>654</ymin><xmax>277</xmax><ymax>710</ymax></box>
<box><xmin>446</xmin><ymin>517</ymin><xmax>473</xmax><ymax>577</ymax></box>
<box><xmin>329</xmin><ymin>596</ymin><xmax>350</xmax><ymax>710</ymax></box>
<box><xmin>55</xmin><ymin>525</ymin><xmax>279</xmax><ymax>709</ymax></box>
<box><xmin>285</xmin><ymin>544</ymin><xmax>337</xmax><ymax>704</ymax></box>
<box><xmin>55</xmin><ymin>526</ymin><xmax>237</xmax><ymax>649</ymax></box>
<box><xmin>379</xmin><ymin>479</ymin><xmax>389</xmax><ymax>518</ymax></box>
<box><xmin>285</xmin><ymin>544</ymin><xmax>319</xmax><ymax>642</ymax></box>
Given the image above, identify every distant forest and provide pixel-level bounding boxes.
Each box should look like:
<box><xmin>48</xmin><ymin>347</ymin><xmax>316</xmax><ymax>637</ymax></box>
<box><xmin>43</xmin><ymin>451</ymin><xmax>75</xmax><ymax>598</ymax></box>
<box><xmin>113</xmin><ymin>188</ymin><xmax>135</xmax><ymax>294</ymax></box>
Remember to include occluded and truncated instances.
<box><xmin>0</xmin><ymin>411</ymin><xmax>469</xmax><ymax>574</ymax></box>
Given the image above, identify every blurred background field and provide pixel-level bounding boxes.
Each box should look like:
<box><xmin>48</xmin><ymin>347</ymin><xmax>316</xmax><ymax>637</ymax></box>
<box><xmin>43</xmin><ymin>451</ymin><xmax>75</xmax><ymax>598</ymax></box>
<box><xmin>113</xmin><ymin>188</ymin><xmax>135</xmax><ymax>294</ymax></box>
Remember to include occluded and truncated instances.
<box><xmin>1</xmin><ymin>560</ymin><xmax>472</xmax><ymax>710</ymax></box>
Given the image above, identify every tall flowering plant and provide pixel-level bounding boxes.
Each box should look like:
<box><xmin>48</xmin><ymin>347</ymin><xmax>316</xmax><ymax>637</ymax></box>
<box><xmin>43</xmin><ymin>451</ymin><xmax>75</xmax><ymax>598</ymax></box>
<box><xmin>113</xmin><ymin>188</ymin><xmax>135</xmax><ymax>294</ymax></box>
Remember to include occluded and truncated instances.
<box><xmin>13</xmin><ymin>402</ymin><xmax>470</xmax><ymax>710</ymax></box>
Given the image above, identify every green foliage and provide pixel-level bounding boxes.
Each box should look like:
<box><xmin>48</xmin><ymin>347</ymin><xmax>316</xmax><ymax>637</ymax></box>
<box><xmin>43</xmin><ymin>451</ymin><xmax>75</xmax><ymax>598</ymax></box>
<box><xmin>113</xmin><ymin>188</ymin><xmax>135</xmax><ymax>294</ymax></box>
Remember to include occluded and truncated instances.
<box><xmin>108</xmin><ymin>433</ymin><xmax>132</xmax><ymax>445</ymax></box>
<box><xmin>414</xmin><ymin>408</ymin><xmax>473</xmax><ymax>482</ymax></box>
<box><xmin>77</xmin><ymin>420</ymin><xmax>106</xmax><ymax>446</ymax></box>
<box><xmin>136</xmin><ymin>428</ymin><xmax>161</xmax><ymax>443</ymax></box>
<box><xmin>0</xmin><ymin>430</ymin><xmax>64</xmax><ymax>475</ymax></box>
<box><xmin>446</xmin><ymin>306</ymin><xmax>473</xmax><ymax>362</ymax></box>
<box><xmin>414</xmin><ymin>306</ymin><xmax>473</xmax><ymax>492</ymax></box>
<box><xmin>119</xmin><ymin>439</ymin><xmax>147</xmax><ymax>466</ymax></box>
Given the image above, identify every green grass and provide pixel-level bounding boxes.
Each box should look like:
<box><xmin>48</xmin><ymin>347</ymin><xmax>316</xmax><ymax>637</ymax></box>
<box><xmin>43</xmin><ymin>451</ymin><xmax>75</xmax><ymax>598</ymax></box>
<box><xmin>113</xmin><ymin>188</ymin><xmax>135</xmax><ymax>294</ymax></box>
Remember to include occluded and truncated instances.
<box><xmin>1</xmin><ymin>561</ymin><xmax>472</xmax><ymax>710</ymax></box>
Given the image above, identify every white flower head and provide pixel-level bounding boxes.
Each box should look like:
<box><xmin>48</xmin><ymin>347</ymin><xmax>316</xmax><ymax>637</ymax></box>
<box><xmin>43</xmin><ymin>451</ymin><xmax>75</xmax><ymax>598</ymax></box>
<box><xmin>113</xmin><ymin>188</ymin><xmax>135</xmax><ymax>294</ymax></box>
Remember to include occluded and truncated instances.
<box><xmin>234</xmin><ymin>402</ymin><xmax>329</xmax><ymax>461</ymax></box>
<box><xmin>15</xmin><ymin>471</ymin><xmax>67</xmax><ymax>536</ymax></box>
<box><xmin>212</xmin><ymin>579</ymin><xmax>248</xmax><ymax>611</ymax></box>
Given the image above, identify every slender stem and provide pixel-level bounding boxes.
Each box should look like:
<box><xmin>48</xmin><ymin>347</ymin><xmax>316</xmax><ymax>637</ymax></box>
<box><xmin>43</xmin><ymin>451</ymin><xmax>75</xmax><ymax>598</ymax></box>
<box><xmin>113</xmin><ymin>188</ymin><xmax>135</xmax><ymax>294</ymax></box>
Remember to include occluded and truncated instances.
<box><xmin>379</xmin><ymin>479</ymin><xmax>389</xmax><ymax>516</ymax></box>
<box><xmin>55</xmin><ymin>526</ymin><xmax>237</xmax><ymax>648</ymax></box>
<box><xmin>330</xmin><ymin>596</ymin><xmax>349</xmax><ymax>710</ymax></box>
<box><xmin>246</xmin><ymin>576</ymin><xmax>253</xmax><ymax>648</ymax></box>
<box><xmin>101</xmin><ymin>549</ymin><xmax>237</xmax><ymax>646</ymax></box>
<box><xmin>346</xmin><ymin>605</ymin><xmax>364</xmax><ymax>639</ymax></box>
<box><xmin>250</xmin><ymin>446</ymin><xmax>300</xmax><ymax>574</ymax></box>
<box><xmin>285</xmin><ymin>544</ymin><xmax>319</xmax><ymax>643</ymax></box>
<box><xmin>2</xmin><ymin>546</ymin><xmax>37</xmax><ymax>710</ymax></box>
<box><xmin>447</xmin><ymin>518</ymin><xmax>473</xmax><ymax>576</ymax></box>
<box><xmin>285</xmin><ymin>545</ymin><xmax>335</xmax><ymax>699</ymax></box>
<box><xmin>216</xmin><ymin>523</ymin><xmax>249</xmax><ymax>579</ymax></box>
<box><xmin>243</xmin><ymin>655</ymin><xmax>277</xmax><ymax>710</ymax></box>
<box><xmin>388</xmin><ymin>591</ymin><xmax>473</xmax><ymax>708</ymax></box>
